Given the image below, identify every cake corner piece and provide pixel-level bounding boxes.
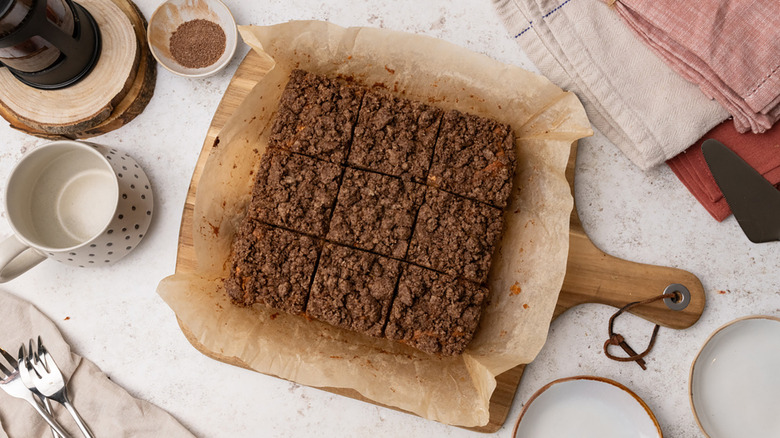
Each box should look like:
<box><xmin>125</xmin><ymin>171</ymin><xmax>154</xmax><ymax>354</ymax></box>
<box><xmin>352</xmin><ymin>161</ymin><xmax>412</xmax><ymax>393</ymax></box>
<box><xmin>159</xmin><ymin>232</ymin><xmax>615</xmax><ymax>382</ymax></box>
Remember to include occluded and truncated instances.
<box><xmin>427</xmin><ymin>109</ymin><xmax>516</xmax><ymax>209</ymax></box>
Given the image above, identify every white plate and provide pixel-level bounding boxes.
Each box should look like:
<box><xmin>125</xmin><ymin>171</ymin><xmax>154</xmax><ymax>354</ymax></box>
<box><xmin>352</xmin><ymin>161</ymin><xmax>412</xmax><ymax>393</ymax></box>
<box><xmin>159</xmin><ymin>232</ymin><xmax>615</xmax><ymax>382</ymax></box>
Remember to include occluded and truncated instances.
<box><xmin>690</xmin><ymin>316</ymin><xmax>780</xmax><ymax>438</ymax></box>
<box><xmin>513</xmin><ymin>376</ymin><xmax>662</xmax><ymax>438</ymax></box>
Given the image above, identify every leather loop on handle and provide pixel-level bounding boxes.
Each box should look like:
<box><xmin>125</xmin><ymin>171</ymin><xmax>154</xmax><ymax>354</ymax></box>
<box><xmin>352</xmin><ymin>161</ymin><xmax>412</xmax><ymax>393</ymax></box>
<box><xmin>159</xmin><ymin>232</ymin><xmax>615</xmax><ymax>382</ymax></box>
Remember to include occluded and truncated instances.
<box><xmin>602</xmin><ymin>292</ymin><xmax>676</xmax><ymax>370</ymax></box>
<box><xmin>0</xmin><ymin>234</ymin><xmax>46</xmax><ymax>283</ymax></box>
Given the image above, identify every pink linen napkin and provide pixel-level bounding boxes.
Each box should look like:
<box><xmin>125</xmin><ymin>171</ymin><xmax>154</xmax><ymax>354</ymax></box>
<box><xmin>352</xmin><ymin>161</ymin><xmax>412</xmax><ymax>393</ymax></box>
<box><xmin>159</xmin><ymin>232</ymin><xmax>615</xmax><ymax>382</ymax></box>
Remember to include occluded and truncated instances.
<box><xmin>667</xmin><ymin>120</ymin><xmax>780</xmax><ymax>221</ymax></box>
<box><xmin>610</xmin><ymin>0</ymin><xmax>780</xmax><ymax>134</ymax></box>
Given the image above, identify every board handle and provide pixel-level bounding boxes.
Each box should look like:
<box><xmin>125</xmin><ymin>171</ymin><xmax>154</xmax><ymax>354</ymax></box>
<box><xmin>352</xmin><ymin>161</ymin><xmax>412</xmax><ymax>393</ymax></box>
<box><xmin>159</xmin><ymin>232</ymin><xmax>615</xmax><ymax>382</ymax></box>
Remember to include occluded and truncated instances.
<box><xmin>559</xmin><ymin>142</ymin><xmax>705</xmax><ymax>330</ymax></box>
<box><xmin>556</xmin><ymin>215</ymin><xmax>705</xmax><ymax>329</ymax></box>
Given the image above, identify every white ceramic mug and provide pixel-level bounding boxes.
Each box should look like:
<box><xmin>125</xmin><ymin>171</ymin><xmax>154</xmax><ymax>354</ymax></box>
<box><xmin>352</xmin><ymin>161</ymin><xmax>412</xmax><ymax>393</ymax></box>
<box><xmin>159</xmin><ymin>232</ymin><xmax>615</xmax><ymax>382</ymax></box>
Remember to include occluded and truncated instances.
<box><xmin>0</xmin><ymin>140</ymin><xmax>154</xmax><ymax>282</ymax></box>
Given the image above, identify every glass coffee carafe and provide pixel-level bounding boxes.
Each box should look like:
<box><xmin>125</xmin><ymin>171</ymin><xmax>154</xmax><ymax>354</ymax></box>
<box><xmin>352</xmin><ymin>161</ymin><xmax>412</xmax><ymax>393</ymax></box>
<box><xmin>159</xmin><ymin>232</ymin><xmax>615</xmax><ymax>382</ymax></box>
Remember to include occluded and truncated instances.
<box><xmin>0</xmin><ymin>0</ymin><xmax>100</xmax><ymax>89</ymax></box>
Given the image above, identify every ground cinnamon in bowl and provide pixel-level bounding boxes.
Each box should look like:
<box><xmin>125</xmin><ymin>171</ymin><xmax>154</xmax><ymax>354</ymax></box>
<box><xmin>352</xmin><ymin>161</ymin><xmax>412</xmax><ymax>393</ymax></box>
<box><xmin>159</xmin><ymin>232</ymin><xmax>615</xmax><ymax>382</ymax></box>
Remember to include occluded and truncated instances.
<box><xmin>169</xmin><ymin>19</ymin><xmax>226</xmax><ymax>69</ymax></box>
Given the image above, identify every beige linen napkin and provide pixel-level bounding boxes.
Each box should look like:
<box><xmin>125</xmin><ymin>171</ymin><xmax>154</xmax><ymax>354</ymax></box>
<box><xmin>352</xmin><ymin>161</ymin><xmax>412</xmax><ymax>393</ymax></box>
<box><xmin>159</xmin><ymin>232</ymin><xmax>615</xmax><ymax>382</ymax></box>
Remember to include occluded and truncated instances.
<box><xmin>610</xmin><ymin>0</ymin><xmax>780</xmax><ymax>134</ymax></box>
<box><xmin>493</xmin><ymin>0</ymin><xmax>729</xmax><ymax>169</ymax></box>
<box><xmin>0</xmin><ymin>291</ymin><xmax>194</xmax><ymax>438</ymax></box>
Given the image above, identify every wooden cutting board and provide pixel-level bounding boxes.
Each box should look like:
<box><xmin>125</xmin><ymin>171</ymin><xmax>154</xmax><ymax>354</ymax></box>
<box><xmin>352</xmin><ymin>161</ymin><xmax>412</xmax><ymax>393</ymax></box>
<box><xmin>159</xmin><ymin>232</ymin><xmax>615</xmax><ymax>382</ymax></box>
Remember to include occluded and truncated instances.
<box><xmin>173</xmin><ymin>50</ymin><xmax>706</xmax><ymax>433</ymax></box>
<box><xmin>0</xmin><ymin>0</ymin><xmax>155</xmax><ymax>139</ymax></box>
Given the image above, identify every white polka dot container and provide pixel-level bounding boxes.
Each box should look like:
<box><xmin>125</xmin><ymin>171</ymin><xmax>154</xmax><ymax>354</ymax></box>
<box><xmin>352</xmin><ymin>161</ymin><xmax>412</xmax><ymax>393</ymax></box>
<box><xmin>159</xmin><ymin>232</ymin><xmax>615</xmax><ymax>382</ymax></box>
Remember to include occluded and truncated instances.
<box><xmin>0</xmin><ymin>140</ymin><xmax>154</xmax><ymax>282</ymax></box>
<box><xmin>62</xmin><ymin>142</ymin><xmax>154</xmax><ymax>267</ymax></box>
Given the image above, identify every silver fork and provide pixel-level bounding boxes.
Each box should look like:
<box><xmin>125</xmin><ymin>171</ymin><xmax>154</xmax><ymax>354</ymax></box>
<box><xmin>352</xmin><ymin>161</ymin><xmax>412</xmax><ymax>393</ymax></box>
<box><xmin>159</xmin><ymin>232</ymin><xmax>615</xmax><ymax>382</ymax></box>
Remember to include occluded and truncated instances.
<box><xmin>19</xmin><ymin>342</ymin><xmax>65</xmax><ymax>438</ymax></box>
<box><xmin>27</xmin><ymin>337</ymin><xmax>95</xmax><ymax>438</ymax></box>
<box><xmin>0</xmin><ymin>346</ymin><xmax>71</xmax><ymax>438</ymax></box>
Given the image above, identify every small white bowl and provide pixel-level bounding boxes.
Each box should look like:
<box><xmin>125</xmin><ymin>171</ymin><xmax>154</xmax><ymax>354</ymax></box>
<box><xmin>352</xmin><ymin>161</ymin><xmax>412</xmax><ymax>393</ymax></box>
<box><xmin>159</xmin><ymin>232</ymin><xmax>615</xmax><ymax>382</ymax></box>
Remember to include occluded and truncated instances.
<box><xmin>147</xmin><ymin>0</ymin><xmax>238</xmax><ymax>78</ymax></box>
<box><xmin>690</xmin><ymin>315</ymin><xmax>780</xmax><ymax>438</ymax></box>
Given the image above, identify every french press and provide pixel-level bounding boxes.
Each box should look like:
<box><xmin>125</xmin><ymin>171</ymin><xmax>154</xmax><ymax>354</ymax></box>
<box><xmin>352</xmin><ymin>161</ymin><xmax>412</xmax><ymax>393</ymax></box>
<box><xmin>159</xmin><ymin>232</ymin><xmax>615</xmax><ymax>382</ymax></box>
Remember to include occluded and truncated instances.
<box><xmin>0</xmin><ymin>0</ymin><xmax>101</xmax><ymax>89</ymax></box>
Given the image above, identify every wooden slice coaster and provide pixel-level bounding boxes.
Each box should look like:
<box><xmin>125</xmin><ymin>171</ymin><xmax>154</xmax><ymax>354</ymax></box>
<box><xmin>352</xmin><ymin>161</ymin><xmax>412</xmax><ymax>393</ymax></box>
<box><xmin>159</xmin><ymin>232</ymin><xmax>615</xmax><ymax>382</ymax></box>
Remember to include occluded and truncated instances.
<box><xmin>0</xmin><ymin>0</ymin><xmax>156</xmax><ymax>139</ymax></box>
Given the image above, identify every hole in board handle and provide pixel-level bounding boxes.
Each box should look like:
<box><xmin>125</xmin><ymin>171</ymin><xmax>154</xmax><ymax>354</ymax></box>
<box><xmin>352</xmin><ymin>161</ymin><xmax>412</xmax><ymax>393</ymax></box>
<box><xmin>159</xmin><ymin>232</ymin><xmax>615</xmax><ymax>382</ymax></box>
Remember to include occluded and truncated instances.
<box><xmin>663</xmin><ymin>284</ymin><xmax>691</xmax><ymax>311</ymax></box>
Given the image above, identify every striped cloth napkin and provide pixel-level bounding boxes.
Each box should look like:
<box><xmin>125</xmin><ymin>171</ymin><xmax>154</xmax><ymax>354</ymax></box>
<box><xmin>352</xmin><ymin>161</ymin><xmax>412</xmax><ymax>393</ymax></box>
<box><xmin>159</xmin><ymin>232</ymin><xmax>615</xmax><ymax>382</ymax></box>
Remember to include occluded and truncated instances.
<box><xmin>492</xmin><ymin>0</ymin><xmax>728</xmax><ymax>170</ymax></box>
<box><xmin>609</xmin><ymin>0</ymin><xmax>780</xmax><ymax>135</ymax></box>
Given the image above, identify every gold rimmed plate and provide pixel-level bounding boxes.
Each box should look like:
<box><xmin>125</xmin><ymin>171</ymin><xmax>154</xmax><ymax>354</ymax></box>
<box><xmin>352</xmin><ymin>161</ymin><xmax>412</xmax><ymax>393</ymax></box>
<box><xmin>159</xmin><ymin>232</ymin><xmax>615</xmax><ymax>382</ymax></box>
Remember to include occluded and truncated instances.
<box><xmin>690</xmin><ymin>315</ymin><xmax>780</xmax><ymax>438</ymax></box>
<box><xmin>513</xmin><ymin>376</ymin><xmax>662</xmax><ymax>438</ymax></box>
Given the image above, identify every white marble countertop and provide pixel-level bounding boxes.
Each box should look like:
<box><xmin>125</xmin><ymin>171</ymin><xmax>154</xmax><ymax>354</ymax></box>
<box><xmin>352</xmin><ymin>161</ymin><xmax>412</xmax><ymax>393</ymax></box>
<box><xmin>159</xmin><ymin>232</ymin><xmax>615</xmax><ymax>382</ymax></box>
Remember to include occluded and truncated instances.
<box><xmin>1</xmin><ymin>0</ymin><xmax>778</xmax><ymax>437</ymax></box>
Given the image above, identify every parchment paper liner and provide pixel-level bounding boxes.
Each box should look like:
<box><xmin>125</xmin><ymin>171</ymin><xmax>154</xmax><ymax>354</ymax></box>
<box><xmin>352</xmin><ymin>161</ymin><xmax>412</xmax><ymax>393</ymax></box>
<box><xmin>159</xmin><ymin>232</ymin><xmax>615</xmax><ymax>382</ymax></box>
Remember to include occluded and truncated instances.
<box><xmin>157</xmin><ymin>21</ymin><xmax>592</xmax><ymax>427</ymax></box>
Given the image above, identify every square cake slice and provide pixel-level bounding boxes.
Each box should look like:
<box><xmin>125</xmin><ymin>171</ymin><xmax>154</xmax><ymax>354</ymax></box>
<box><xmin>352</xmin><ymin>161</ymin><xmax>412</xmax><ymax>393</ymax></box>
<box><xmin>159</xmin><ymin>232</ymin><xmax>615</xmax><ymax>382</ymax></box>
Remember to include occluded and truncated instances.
<box><xmin>250</xmin><ymin>148</ymin><xmax>342</xmax><ymax>237</ymax></box>
<box><xmin>407</xmin><ymin>188</ymin><xmax>503</xmax><ymax>284</ymax></box>
<box><xmin>269</xmin><ymin>69</ymin><xmax>365</xmax><ymax>164</ymax></box>
<box><xmin>427</xmin><ymin>109</ymin><xmax>516</xmax><ymax>208</ymax></box>
<box><xmin>307</xmin><ymin>244</ymin><xmax>401</xmax><ymax>337</ymax></box>
<box><xmin>348</xmin><ymin>90</ymin><xmax>443</xmax><ymax>181</ymax></box>
<box><xmin>224</xmin><ymin>221</ymin><xmax>320</xmax><ymax>315</ymax></box>
<box><xmin>385</xmin><ymin>264</ymin><xmax>488</xmax><ymax>356</ymax></box>
<box><xmin>327</xmin><ymin>168</ymin><xmax>425</xmax><ymax>258</ymax></box>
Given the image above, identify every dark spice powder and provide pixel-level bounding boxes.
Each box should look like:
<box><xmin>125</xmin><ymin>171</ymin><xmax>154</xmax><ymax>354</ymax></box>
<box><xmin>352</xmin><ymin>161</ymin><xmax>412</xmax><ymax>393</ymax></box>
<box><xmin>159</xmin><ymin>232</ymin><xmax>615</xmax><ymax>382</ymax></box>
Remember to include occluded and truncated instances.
<box><xmin>169</xmin><ymin>19</ymin><xmax>226</xmax><ymax>69</ymax></box>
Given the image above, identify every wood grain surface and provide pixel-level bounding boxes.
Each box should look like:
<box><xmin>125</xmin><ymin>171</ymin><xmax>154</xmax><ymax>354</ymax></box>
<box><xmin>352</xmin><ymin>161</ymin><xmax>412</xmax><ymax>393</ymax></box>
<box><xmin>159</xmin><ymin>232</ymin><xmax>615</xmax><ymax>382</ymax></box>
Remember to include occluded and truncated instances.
<box><xmin>173</xmin><ymin>50</ymin><xmax>706</xmax><ymax>433</ymax></box>
<box><xmin>0</xmin><ymin>0</ymin><xmax>156</xmax><ymax>139</ymax></box>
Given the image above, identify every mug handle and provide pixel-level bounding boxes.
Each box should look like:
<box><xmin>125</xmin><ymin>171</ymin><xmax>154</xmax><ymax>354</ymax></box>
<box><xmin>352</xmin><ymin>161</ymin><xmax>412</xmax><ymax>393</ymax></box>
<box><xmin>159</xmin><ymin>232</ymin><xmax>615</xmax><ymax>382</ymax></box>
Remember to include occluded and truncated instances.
<box><xmin>0</xmin><ymin>234</ymin><xmax>46</xmax><ymax>283</ymax></box>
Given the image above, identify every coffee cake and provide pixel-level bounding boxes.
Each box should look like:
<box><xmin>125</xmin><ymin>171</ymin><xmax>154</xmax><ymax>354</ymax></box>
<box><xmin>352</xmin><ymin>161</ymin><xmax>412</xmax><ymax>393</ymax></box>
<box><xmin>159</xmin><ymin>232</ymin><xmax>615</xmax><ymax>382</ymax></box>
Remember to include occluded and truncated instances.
<box><xmin>427</xmin><ymin>109</ymin><xmax>515</xmax><ymax>208</ymax></box>
<box><xmin>385</xmin><ymin>264</ymin><xmax>488</xmax><ymax>356</ymax></box>
<box><xmin>349</xmin><ymin>90</ymin><xmax>443</xmax><ymax>181</ymax></box>
<box><xmin>227</xmin><ymin>70</ymin><xmax>521</xmax><ymax>356</ymax></box>
<box><xmin>250</xmin><ymin>148</ymin><xmax>341</xmax><ymax>238</ymax></box>
<box><xmin>269</xmin><ymin>69</ymin><xmax>365</xmax><ymax>164</ymax></box>
<box><xmin>307</xmin><ymin>244</ymin><xmax>401</xmax><ymax>337</ymax></box>
<box><xmin>327</xmin><ymin>168</ymin><xmax>425</xmax><ymax>259</ymax></box>
<box><xmin>225</xmin><ymin>221</ymin><xmax>320</xmax><ymax>315</ymax></box>
<box><xmin>407</xmin><ymin>188</ymin><xmax>503</xmax><ymax>284</ymax></box>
